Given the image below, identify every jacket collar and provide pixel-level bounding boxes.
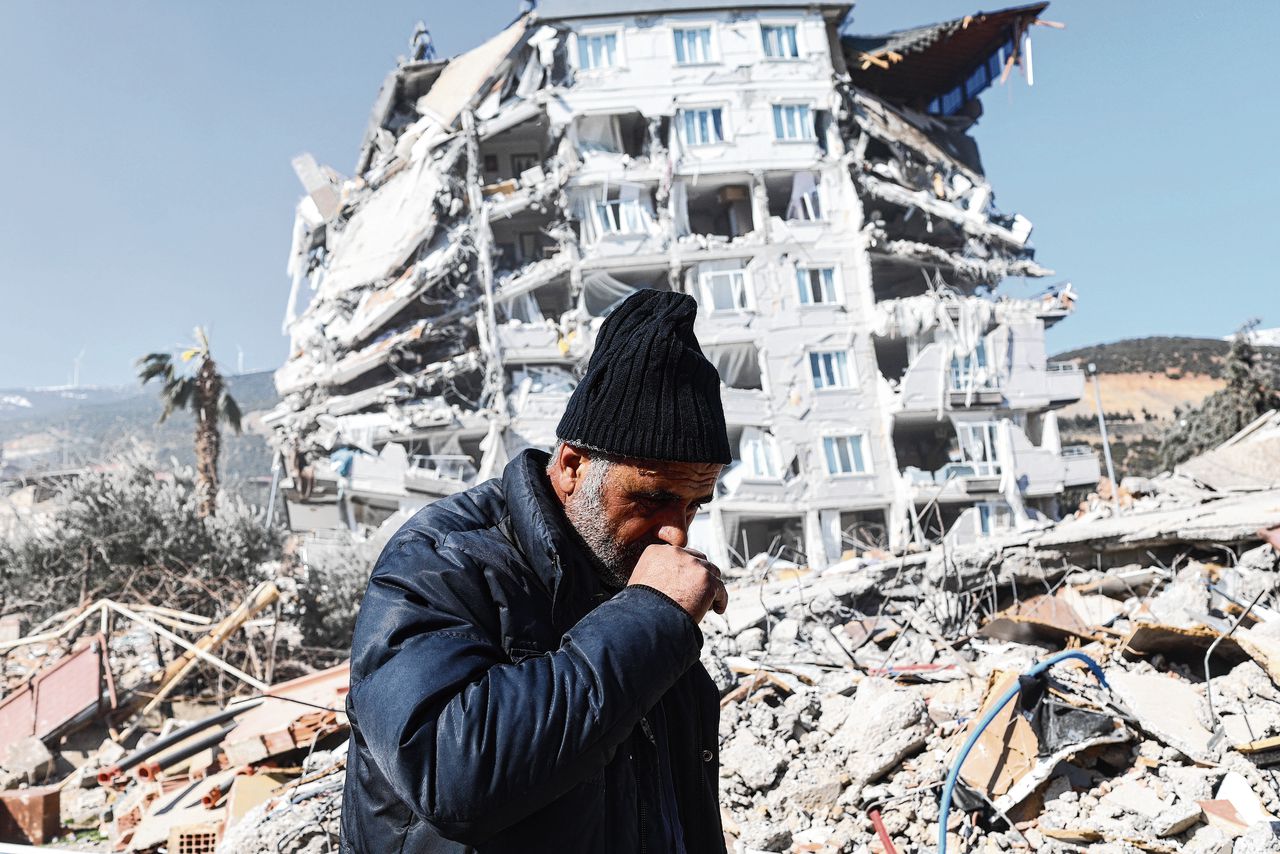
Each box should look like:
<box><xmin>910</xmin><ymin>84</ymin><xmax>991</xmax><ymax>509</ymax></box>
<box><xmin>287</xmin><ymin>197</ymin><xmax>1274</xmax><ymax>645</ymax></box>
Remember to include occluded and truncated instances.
<box><xmin>502</xmin><ymin>448</ymin><xmax>611</xmax><ymax>628</ymax></box>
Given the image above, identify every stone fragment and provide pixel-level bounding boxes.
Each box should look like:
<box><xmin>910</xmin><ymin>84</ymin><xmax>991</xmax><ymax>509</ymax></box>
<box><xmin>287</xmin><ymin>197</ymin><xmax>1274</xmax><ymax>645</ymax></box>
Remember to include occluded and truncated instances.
<box><xmin>720</xmin><ymin>732</ymin><xmax>785</xmax><ymax>792</ymax></box>
<box><xmin>828</xmin><ymin>678</ymin><xmax>928</xmax><ymax>786</ymax></box>
<box><xmin>1234</xmin><ymin>821</ymin><xmax>1280</xmax><ymax>854</ymax></box>
<box><xmin>0</xmin><ymin>737</ymin><xmax>56</xmax><ymax>788</ymax></box>
<box><xmin>1184</xmin><ymin>823</ymin><xmax>1232</xmax><ymax>854</ymax></box>
<box><xmin>736</xmin><ymin>627</ymin><xmax>766</xmax><ymax>653</ymax></box>
<box><xmin>1152</xmin><ymin>801</ymin><xmax>1202</xmax><ymax>837</ymax></box>
<box><xmin>1100</xmin><ymin>779</ymin><xmax>1167</xmax><ymax>818</ymax></box>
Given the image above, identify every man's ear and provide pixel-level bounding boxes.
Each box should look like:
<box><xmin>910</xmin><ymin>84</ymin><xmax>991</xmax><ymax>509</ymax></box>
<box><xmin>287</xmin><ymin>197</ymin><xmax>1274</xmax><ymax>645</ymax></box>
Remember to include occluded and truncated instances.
<box><xmin>551</xmin><ymin>443</ymin><xmax>588</xmax><ymax>498</ymax></box>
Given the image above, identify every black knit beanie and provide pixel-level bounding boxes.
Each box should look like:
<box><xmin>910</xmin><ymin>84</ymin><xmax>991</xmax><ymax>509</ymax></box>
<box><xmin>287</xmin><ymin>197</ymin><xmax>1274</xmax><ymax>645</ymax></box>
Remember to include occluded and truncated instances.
<box><xmin>556</xmin><ymin>289</ymin><xmax>731</xmax><ymax>464</ymax></box>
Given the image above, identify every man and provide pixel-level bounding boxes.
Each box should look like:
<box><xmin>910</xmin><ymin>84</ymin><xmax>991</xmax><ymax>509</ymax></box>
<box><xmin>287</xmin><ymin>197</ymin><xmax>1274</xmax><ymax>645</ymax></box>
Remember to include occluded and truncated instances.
<box><xmin>341</xmin><ymin>289</ymin><xmax>732</xmax><ymax>852</ymax></box>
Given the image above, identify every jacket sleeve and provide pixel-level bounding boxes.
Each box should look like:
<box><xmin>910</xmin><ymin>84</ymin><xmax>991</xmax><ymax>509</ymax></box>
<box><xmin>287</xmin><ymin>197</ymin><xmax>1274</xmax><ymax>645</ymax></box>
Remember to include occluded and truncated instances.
<box><xmin>348</xmin><ymin>534</ymin><xmax>702</xmax><ymax>844</ymax></box>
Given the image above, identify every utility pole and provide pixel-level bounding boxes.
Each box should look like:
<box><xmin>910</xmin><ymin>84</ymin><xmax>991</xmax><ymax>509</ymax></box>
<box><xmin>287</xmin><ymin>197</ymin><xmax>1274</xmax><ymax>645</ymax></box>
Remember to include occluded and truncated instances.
<box><xmin>1087</xmin><ymin>362</ymin><xmax>1119</xmax><ymax>511</ymax></box>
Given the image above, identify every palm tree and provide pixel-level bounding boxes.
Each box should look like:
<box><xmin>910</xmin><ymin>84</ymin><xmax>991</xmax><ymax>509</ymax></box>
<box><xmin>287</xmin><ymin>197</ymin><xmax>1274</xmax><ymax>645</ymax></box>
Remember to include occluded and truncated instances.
<box><xmin>136</xmin><ymin>328</ymin><xmax>242</xmax><ymax>518</ymax></box>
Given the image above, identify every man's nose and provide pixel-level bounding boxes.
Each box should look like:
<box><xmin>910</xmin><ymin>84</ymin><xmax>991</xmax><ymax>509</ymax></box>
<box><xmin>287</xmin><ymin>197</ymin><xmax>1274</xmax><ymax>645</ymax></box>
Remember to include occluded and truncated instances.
<box><xmin>655</xmin><ymin>523</ymin><xmax>688</xmax><ymax>549</ymax></box>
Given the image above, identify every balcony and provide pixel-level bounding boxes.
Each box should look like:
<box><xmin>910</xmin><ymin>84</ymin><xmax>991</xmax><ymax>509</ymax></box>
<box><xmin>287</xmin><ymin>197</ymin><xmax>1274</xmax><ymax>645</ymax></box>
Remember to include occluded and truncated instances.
<box><xmin>904</xmin><ymin>461</ymin><xmax>1002</xmax><ymax>502</ymax></box>
<box><xmin>1046</xmin><ymin>362</ymin><xmax>1086</xmax><ymax>405</ymax></box>
<box><xmin>405</xmin><ymin>454</ymin><xmax>476</xmax><ymax>498</ymax></box>
<box><xmin>1061</xmin><ymin>445</ymin><xmax>1101</xmax><ymax>488</ymax></box>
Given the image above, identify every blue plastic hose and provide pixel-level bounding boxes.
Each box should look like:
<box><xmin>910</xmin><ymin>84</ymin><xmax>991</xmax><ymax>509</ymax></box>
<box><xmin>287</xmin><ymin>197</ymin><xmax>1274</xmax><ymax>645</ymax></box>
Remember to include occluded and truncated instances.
<box><xmin>937</xmin><ymin>651</ymin><xmax>1109</xmax><ymax>854</ymax></box>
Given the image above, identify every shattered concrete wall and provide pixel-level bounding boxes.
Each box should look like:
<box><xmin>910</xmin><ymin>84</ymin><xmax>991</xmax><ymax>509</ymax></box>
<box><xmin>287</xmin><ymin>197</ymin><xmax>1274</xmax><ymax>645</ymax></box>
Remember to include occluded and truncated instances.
<box><xmin>265</xmin><ymin>0</ymin><xmax>1096</xmax><ymax>566</ymax></box>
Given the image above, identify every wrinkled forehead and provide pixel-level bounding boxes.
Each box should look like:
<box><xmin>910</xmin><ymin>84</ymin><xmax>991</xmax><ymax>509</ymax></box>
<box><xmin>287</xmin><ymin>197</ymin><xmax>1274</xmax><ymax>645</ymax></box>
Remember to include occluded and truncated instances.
<box><xmin>609</xmin><ymin>457</ymin><xmax>722</xmax><ymax>495</ymax></box>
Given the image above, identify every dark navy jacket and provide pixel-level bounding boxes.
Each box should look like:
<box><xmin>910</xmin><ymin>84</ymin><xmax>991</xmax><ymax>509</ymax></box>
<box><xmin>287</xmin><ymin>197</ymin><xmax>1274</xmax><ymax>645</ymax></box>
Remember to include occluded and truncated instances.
<box><xmin>340</xmin><ymin>449</ymin><xmax>725</xmax><ymax>853</ymax></box>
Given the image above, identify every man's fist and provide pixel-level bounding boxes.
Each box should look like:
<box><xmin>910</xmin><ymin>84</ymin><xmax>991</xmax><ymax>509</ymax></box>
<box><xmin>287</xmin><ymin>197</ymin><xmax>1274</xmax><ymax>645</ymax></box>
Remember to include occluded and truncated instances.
<box><xmin>629</xmin><ymin>544</ymin><xmax>729</xmax><ymax>623</ymax></box>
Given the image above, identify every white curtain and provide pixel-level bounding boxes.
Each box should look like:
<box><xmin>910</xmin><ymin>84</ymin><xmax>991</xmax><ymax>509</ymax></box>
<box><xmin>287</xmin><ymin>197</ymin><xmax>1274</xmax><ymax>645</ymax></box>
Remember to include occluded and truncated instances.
<box><xmin>580</xmin><ymin>272</ymin><xmax>639</xmax><ymax>317</ymax></box>
<box><xmin>705</xmin><ymin>342</ymin><xmax>761</xmax><ymax>389</ymax></box>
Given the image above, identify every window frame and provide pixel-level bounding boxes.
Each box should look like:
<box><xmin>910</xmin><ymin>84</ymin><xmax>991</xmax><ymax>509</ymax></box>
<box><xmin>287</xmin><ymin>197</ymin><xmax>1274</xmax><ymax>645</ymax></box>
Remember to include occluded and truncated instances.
<box><xmin>807</xmin><ymin>348</ymin><xmax>856</xmax><ymax>391</ymax></box>
<box><xmin>771</xmin><ymin>103</ymin><xmax>816</xmax><ymax>142</ymax></box>
<box><xmin>677</xmin><ymin>105</ymin><xmax>727</xmax><ymax>147</ymax></box>
<box><xmin>760</xmin><ymin>22</ymin><xmax>801</xmax><ymax>60</ymax></box>
<box><xmin>671</xmin><ymin>24</ymin><xmax>718</xmax><ymax>66</ymax></box>
<box><xmin>574</xmin><ymin>28</ymin><xmax>624</xmax><ymax>72</ymax></box>
<box><xmin>698</xmin><ymin>267</ymin><xmax>753</xmax><ymax>313</ymax></box>
<box><xmin>741</xmin><ymin>429</ymin><xmax>783</xmax><ymax>480</ymax></box>
<box><xmin>795</xmin><ymin>265</ymin><xmax>841</xmax><ymax>307</ymax></box>
<box><xmin>821</xmin><ymin>433</ymin><xmax>872</xmax><ymax>477</ymax></box>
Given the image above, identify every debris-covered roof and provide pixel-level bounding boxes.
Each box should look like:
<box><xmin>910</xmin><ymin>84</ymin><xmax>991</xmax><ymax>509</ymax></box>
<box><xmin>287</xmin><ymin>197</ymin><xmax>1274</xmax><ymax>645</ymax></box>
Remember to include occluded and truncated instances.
<box><xmin>843</xmin><ymin>2</ymin><xmax>1048</xmax><ymax>113</ymax></box>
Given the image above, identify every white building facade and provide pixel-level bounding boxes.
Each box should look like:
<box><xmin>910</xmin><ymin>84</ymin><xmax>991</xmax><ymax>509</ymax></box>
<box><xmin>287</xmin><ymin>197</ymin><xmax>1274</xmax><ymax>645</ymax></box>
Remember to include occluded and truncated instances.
<box><xmin>267</xmin><ymin>0</ymin><xmax>1099</xmax><ymax>567</ymax></box>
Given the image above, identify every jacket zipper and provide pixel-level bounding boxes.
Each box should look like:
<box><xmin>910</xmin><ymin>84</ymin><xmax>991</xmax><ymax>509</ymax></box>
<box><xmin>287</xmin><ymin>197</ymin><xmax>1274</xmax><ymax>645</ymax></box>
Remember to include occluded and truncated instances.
<box><xmin>638</xmin><ymin>716</ymin><xmax>657</xmax><ymax>854</ymax></box>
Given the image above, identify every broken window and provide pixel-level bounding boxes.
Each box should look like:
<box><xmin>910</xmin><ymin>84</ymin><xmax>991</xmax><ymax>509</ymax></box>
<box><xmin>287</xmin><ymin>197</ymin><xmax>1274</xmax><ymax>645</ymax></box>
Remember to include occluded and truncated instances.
<box><xmin>699</xmin><ymin>267</ymin><xmax>751</xmax><ymax>312</ymax></box>
<box><xmin>956</xmin><ymin>422</ymin><xmax>1002</xmax><ymax>476</ymax></box>
<box><xmin>823</xmin><ymin>434</ymin><xmax>870</xmax><ymax>475</ymax></box>
<box><xmin>572</xmin><ymin>112</ymin><xmax>648</xmax><ymax>158</ymax></box>
<box><xmin>809</xmin><ymin>350</ymin><xmax>853</xmax><ymax>390</ymax></box>
<box><xmin>570</xmin><ymin>183</ymin><xmax>656</xmax><ymax>243</ymax></box>
<box><xmin>705</xmin><ymin>341</ymin><xmax>763</xmax><ymax>390</ymax></box>
<box><xmin>761</xmin><ymin>24</ymin><xmax>799</xmax><ymax>58</ymax></box>
<box><xmin>577</xmin><ymin>32</ymin><xmax>619</xmax><ymax>70</ymax></box>
<box><xmin>772</xmin><ymin>104</ymin><xmax>815</xmax><ymax>142</ymax></box>
<box><xmin>740</xmin><ymin>428</ymin><xmax>781</xmax><ymax>478</ymax></box>
<box><xmin>787</xmin><ymin>172</ymin><xmax>823</xmax><ymax>221</ymax></box>
<box><xmin>678</xmin><ymin>107</ymin><xmax>725</xmax><ymax>146</ymax></box>
<box><xmin>574</xmin><ymin>114</ymin><xmax>623</xmax><ymax>154</ymax></box>
<box><xmin>673</xmin><ymin>27</ymin><xmax>714</xmax><ymax>64</ymax></box>
<box><xmin>677</xmin><ymin>181</ymin><xmax>753</xmax><ymax>238</ymax></box>
<box><xmin>796</xmin><ymin>266</ymin><xmax>839</xmax><ymax>305</ymax></box>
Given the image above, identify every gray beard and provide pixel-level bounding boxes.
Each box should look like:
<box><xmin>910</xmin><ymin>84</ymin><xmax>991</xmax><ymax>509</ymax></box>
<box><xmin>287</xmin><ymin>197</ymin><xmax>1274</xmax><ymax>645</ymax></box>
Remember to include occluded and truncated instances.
<box><xmin>563</xmin><ymin>463</ymin><xmax>647</xmax><ymax>589</ymax></box>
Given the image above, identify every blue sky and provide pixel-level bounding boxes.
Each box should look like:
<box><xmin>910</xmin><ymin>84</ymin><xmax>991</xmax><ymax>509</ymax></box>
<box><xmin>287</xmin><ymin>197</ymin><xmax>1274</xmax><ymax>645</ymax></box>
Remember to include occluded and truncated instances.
<box><xmin>1</xmin><ymin>1</ymin><xmax>1274</xmax><ymax>388</ymax></box>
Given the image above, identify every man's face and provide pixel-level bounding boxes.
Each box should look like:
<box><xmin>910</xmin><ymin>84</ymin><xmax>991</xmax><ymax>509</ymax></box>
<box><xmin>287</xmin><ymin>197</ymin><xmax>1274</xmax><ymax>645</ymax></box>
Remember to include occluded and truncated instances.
<box><xmin>557</xmin><ymin>447</ymin><xmax>721</xmax><ymax>587</ymax></box>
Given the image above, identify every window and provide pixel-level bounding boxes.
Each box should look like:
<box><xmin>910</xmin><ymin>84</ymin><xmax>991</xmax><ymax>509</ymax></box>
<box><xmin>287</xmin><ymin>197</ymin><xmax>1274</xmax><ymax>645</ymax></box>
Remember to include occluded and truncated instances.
<box><xmin>796</xmin><ymin>267</ymin><xmax>838</xmax><ymax>305</ymax></box>
<box><xmin>977</xmin><ymin>501</ymin><xmax>1013</xmax><ymax>535</ymax></box>
<box><xmin>809</xmin><ymin>350</ymin><xmax>852</xmax><ymax>390</ymax></box>
<box><xmin>823</xmin><ymin>435</ymin><xmax>869</xmax><ymax>475</ymax></box>
<box><xmin>673</xmin><ymin>27</ymin><xmax>714</xmax><ymax>64</ymax></box>
<box><xmin>761</xmin><ymin>24</ymin><xmax>799</xmax><ymax>58</ymax></box>
<box><xmin>949</xmin><ymin>343</ymin><xmax>995</xmax><ymax>391</ymax></box>
<box><xmin>786</xmin><ymin>173</ymin><xmax>823</xmax><ymax>221</ymax></box>
<box><xmin>699</xmin><ymin>269</ymin><xmax>750</xmax><ymax>311</ymax></box>
<box><xmin>678</xmin><ymin>107</ymin><xmax>724</xmax><ymax>146</ymax></box>
<box><xmin>510</xmin><ymin>153</ymin><xmax>540</xmax><ymax>175</ymax></box>
<box><xmin>593</xmin><ymin>197</ymin><xmax>646</xmax><ymax>235</ymax></box>
<box><xmin>772</xmin><ymin>104</ymin><xmax>814</xmax><ymax>141</ymax></box>
<box><xmin>742</xmin><ymin>429</ymin><xmax>781</xmax><ymax>479</ymax></box>
<box><xmin>577</xmin><ymin>32</ymin><xmax>619</xmax><ymax>70</ymax></box>
<box><xmin>956</xmin><ymin>422</ymin><xmax>1001</xmax><ymax>476</ymax></box>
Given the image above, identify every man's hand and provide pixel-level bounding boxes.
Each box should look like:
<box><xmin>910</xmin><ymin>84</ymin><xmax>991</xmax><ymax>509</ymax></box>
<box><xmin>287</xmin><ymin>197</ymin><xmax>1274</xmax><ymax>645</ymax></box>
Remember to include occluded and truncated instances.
<box><xmin>628</xmin><ymin>544</ymin><xmax>728</xmax><ymax>622</ymax></box>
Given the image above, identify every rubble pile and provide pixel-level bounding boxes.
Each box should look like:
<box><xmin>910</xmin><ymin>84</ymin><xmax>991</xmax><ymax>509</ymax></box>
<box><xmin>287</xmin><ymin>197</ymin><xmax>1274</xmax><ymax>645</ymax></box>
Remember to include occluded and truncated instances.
<box><xmin>0</xmin><ymin>577</ymin><xmax>353</xmax><ymax>852</ymax></box>
<box><xmin>700</xmin><ymin>481</ymin><xmax>1280</xmax><ymax>852</ymax></box>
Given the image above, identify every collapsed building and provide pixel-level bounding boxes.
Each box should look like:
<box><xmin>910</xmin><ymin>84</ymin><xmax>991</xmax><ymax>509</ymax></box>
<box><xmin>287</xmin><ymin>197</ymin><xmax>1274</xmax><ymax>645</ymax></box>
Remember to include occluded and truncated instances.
<box><xmin>265</xmin><ymin>0</ymin><xmax>1099</xmax><ymax>568</ymax></box>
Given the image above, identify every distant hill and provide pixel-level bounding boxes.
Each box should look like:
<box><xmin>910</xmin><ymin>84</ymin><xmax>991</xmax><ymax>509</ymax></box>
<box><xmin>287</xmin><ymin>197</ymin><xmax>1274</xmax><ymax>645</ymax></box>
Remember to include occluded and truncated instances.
<box><xmin>1051</xmin><ymin>335</ymin><xmax>1280</xmax><ymax>480</ymax></box>
<box><xmin>0</xmin><ymin>371</ymin><xmax>280</xmax><ymax>491</ymax></box>
<box><xmin>1054</xmin><ymin>335</ymin><xmax>1280</xmax><ymax>379</ymax></box>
